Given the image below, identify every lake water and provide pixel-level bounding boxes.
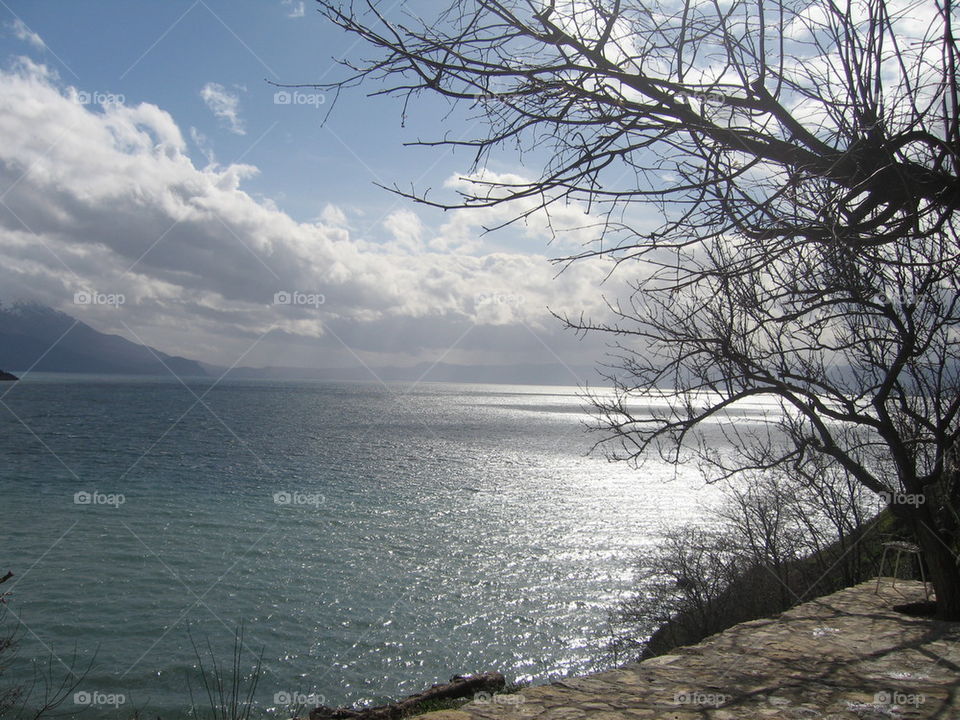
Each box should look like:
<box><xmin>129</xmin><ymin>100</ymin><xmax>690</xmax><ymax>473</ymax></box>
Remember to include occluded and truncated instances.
<box><xmin>0</xmin><ymin>375</ymin><xmax>728</xmax><ymax>718</ymax></box>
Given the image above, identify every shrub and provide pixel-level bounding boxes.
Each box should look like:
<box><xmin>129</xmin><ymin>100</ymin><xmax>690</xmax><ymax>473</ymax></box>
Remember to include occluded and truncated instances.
<box><xmin>611</xmin><ymin>465</ymin><xmax>904</xmax><ymax>659</ymax></box>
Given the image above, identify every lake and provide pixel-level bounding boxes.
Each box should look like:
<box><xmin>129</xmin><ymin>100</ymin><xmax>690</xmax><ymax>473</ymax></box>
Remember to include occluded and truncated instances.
<box><xmin>0</xmin><ymin>375</ymin><xmax>728</xmax><ymax>718</ymax></box>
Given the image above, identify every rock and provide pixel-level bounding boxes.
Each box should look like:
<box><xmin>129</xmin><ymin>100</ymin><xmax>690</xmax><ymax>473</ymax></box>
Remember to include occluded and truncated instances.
<box><xmin>414</xmin><ymin>713</ymin><xmax>472</xmax><ymax>720</ymax></box>
<box><xmin>0</xmin><ymin>370</ymin><xmax>18</xmax><ymax>381</ymax></box>
<box><xmin>309</xmin><ymin>673</ymin><xmax>506</xmax><ymax>720</ymax></box>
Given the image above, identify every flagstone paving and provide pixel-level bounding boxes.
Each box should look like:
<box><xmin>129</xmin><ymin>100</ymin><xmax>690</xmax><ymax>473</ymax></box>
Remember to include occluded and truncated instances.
<box><xmin>419</xmin><ymin>579</ymin><xmax>960</xmax><ymax>719</ymax></box>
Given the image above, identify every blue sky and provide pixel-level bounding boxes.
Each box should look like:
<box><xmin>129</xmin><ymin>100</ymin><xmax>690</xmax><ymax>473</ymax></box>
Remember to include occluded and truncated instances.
<box><xmin>0</xmin><ymin>1</ymin><xmax>617</xmax><ymax>375</ymax></box>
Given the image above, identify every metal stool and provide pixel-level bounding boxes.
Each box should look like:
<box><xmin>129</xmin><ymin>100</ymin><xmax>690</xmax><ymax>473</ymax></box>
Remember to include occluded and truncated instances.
<box><xmin>875</xmin><ymin>540</ymin><xmax>929</xmax><ymax>599</ymax></box>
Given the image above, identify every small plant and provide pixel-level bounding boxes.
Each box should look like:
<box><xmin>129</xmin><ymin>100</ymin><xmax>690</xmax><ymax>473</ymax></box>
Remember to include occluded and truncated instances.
<box><xmin>0</xmin><ymin>569</ymin><xmax>91</xmax><ymax>719</ymax></box>
<box><xmin>187</xmin><ymin>624</ymin><xmax>264</xmax><ymax>720</ymax></box>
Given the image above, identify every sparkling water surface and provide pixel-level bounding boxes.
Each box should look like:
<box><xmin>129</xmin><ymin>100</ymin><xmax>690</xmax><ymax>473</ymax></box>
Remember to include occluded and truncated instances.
<box><xmin>0</xmin><ymin>375</ymin><xmax>731</xmax><ymax>718</ymax></box>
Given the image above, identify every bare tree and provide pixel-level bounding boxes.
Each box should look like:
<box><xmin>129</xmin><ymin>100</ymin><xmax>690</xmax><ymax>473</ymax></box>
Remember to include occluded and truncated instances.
<box><xmin>312</xmin><ymin>0</ymin><xmax>960</xmax><ymax>617</ymax></box>
<box><xmin>611</xmin><ymin>464</ymin><xmax>881</xmax><ymax>657</ymax></box>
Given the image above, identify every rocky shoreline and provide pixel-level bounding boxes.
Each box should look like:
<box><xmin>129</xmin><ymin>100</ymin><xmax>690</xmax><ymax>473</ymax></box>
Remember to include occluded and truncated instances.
<box><xmin>414</xmin><ymin>580</ymin><xmax>957</xmax><ymax>720</ymax></box>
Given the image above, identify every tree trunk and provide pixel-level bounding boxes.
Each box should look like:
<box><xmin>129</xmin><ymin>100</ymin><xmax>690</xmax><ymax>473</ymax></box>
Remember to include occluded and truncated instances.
<box><xmin>913</xmin><ymin>520</ymin><xmax>960</xmax><ymax>620</ymax></box>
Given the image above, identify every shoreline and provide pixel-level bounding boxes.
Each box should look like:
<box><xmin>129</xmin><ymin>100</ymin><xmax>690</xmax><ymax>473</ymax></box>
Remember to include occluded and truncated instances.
<box><xmin>412</xmin><ymin>580</ymin><xmax>954</xmax><ymax>720</ymax></box>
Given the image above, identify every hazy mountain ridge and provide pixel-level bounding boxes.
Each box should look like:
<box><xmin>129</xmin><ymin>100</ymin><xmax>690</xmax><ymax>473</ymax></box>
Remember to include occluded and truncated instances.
<box><xmin>0</xmin><ymin>304</ymin><xmax>598</xmax><ymax>385</ymax></box>
<box><xmin>214</xmin><ymin>361</ymin><xmax>598</xmax><ymax>385</ymax></box>
<box><xmin>0</xmin><ymin>302</ymin><xmax>208</xmax><ymax>377</ymax></box>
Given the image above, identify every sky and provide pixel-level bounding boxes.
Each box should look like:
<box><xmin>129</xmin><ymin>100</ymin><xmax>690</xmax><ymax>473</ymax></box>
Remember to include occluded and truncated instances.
<box><xmin>0</xmin><ymin>0</ymin><xmax>621</xmax><ymax>377</ymax></box>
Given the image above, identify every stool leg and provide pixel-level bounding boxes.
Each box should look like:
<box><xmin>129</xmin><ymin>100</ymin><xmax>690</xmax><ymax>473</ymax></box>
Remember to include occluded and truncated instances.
<box><xmin>893</xmin><ymin>550</ymin><xmax>902</xmax><ymax>589</ymax></box>
<box><xmin>919</xmin><ymin>553</ymin><xmax>929</xmax><ymax>601</ymax></box>
<box><xmin>876</xmin><ymin>547</ymin><xmax>889</xmax><ymax>594</ymax></box>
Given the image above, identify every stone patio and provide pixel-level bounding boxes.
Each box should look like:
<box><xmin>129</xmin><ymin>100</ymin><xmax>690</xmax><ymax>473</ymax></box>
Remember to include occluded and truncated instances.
<box><xmin>420</xmin><ymin>579</ymin><xmax>960</xmax><ymax>719</ymax></box>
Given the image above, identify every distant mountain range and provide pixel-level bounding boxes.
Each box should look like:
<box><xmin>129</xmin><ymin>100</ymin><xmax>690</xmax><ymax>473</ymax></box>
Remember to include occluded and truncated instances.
<box><xmin>0</xmin><ymin>303</ymin><xmax>208</xmax><ymax>377</ymax></box>
<box><xmin>0</xmin><ymin>303</ymin><xmax>597</xmax><ymax>386</ymax></box>
<box><xmin>212</xmin><ymin>361</ymin><xmax>595</xmax><ymax>385</ymax></box>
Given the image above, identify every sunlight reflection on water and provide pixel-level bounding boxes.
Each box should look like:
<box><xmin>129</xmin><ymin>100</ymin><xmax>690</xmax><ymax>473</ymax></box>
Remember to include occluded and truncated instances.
<box><xmin>0</xmin><ymin>378</ymin><xmax>765</xmax><ymax>717</ymax></box>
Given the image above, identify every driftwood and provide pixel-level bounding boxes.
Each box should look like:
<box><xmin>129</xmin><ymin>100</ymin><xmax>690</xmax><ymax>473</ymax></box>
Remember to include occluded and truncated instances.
<box><xmin>308</xmin><ymin>672</ymin><xmax>506</xmax><ymax>720</ymax></box>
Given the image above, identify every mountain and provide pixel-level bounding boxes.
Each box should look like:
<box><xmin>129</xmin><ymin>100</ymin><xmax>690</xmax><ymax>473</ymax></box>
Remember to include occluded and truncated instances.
<box><xmin>0</xmin><ymin>303</ymin><xmax>207</xmax><ymax>377</ymax></box>
<box><xmin>0</xmin><ymin>303</ymin><xmax>597</xmax><ymax>385</ymax></box>
<box><xmin>213</xmin><ymin>361</ymin><xmax>599</xmax><ymax>385</ymax></box>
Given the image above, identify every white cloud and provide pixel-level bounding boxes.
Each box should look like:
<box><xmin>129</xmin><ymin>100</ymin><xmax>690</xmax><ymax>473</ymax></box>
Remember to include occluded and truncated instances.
<box><xmin>383</xmin><ymin>209</ymin><xmax>425</xmax><ymax>253</ymax></box>
<box><xmin>189</xmin><ymin>126</ymin><xmax>216</xmax><ymax>165</ymax></box>
<box><xmin>0</xmin><ymin>60</ymin><xmax>616</xmax><ymax>367</ymax></box>
<box><xmin>200</xmin><ymin>82</ymin><xmax>245</xmax><ymax>135</ymax></box>
<box><xmin>320</xmin><ymin>204</ymin><xmax>348</xmax><ymax>226</ymax></box>
<box><xmin>7</xmin><ymin>18</ymin><xmax>46</xmax><ymax>50</ymax></box>
<box><xmin>282</xmin><ymin>0</ymin><xmax>306</xmax><ymax>18</ymax></box>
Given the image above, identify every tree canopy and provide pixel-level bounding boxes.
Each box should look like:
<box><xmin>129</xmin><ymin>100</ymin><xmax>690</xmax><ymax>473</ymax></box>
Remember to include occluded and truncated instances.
<box><xmin>314</xmin><ymin>0</ymin><xmax>960</xmax><ymax>617</ymax></box>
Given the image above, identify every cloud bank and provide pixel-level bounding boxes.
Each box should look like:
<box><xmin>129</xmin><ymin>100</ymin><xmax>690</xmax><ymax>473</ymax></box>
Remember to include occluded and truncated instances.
<box><xmin>0</xmin><ymin>59</ymin><xmax>617</xmax><ymax>372</ymax></box>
